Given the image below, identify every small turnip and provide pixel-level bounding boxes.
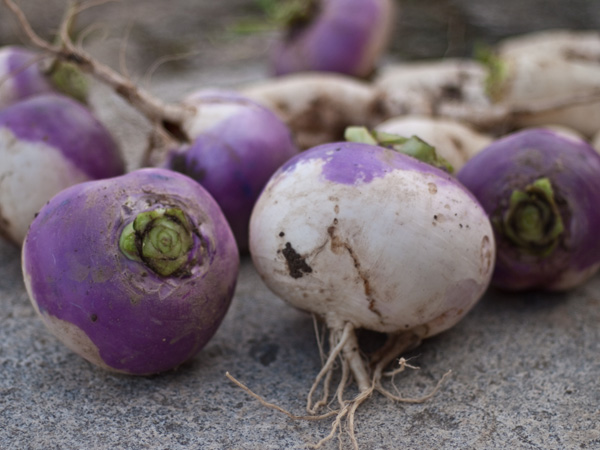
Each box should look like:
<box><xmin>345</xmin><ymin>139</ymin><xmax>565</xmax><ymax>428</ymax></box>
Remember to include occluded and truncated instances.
<box><xmin>0</xmin><ymin>46</ymin><xmax>55</xmax><ymax>109</ymax></box>
<box><xmin>457</xmin><ymin>128</ymin><xmax>600</xmax><ymax>291</ymax></box>
<box><xmin>0</xmin><ymin>45</ymin><xmax>88</xmax><ymax>109</ymax></box>
<box><xmin>0</xmin><ymin>93</ymin><xmax>124</xmax><ymax>246</ymax></box>
<box><xmin>22</xmin><ymin>168</ymin><xmax>240</xmax><ymax>375</ymax></box>
<box><xmin>269</xmin><ymin>0</ymin><xmax>395</xmax><ymax>78</ymax></box>
<box><xmin>163</xmin><ymin>89</ymin><xmax>299</xmax><ymax>252</ymax></box>
<box><xmin>373</xmin><ymin>59</ymin><xmax>492</xmax><ymax>122</ymax></box>
<box><xmin>248</xmin><ymin>141</ymin><xmax>495</xmax><ymax>446</ymax></box>
<box><xmin>490</xmin><ymin>30</ymin><xmax>600</xmax><ymax>137</ymax></box>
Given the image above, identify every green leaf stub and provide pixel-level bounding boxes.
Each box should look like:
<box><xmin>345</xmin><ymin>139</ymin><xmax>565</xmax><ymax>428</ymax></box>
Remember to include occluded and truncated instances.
<box><xmin>500</xmin><ymin>177</ymin><xmax>565</xmax><ymax>257</ymax></box>
<box><xmin>119</xmin><ymin>208</ymin><xmax>195</xmax><ymax>277</ymax></box>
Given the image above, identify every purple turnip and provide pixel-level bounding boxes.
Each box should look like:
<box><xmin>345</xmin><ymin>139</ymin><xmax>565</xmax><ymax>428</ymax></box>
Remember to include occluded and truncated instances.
<box><xmin>247</xmin><ymin>141</ymin><xmax>495</xmax><ymax>446</ymax></box>
<box><xmin>270</xmin><ymin>0</ymin><xmax>395</xmax><ymax>78</ymax></box>
<box><xmin>22</xmin><ymin>168</ymin><xmax>240</xmax><ymax>375</ymax></box>
<box><xmin>163</xmin><ymin>90</ymin><xmax>299</xmax><ymax>252</ymax></box>
<box><xmin>0</xmin><ymin>46</ymin><xmax>55</xmax><ymax>109</ymax></box>
<box><xmin>457</xmin><ymin>128</ymin><xmax>600</xmax><ymax>291</ymax></box>
<box><xmin>0</xmin><ymin>93</ymin><xmax>124</xmax><ymax>245</ymax></box>
<box><xmin>0</xmin><ymin>45</ymin><xmax>88</xmax><ymax>109</ymax></box>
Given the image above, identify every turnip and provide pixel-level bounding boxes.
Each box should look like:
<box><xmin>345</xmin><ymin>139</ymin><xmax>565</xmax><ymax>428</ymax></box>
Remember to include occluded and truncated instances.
<box><xmin>374</xmin><ymin>115</ymin><xmax>493</xmax><ymax>171</ymax></box>
<box><xmin>373</xmin><ymin>59</ymin><xmax>492</xmax><ymax>123</ymax></box>
<box><xmin>247</xmin><ymin>141</ymin><xmax>495</xmax><ymax>447</ymax></box>
<box><xmin>457</xmin><ymin>128</ymin><xmax>600</xmax><ymax>291</ymax></box>
<box><xmin>489</xmin><ymin>30</ymin><xmax>600</xmax><ymax>137</ymax></box>
<box><xmin>163</xmin><ymin>89</ymin><xmax>299</xmax><ymax>252</ymax></box>
<box><xmin>241</xmin><ymin>72</ymin><xmax>383</xmax><ymax>149</ymax></box>
<box><xmin>0</xmin><ymin>46</ymin><xmax>55</xmax><ymax>109</ymax></box>
<box><xmin>0</xmin><ymin>93</ymin><xmax>124</xmax><ymax>246</ymax></box>
<box><xmin>22</xmin><ymin>168</ymin><xmax>240</xmax><ymax>375</ymax></box>
<box><xmin>269</xmin><ymin>0</ymin><xmax>395</xmax><ymax>78</ymax></box>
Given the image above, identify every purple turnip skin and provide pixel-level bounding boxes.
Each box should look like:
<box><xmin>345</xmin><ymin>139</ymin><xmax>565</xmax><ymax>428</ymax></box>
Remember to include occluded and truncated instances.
<box><xmin>165</xmin><ymin>90</ymin><xmax>299</xmax><ymax>252</ymax></box>
<box><xmin>271</xmin><ymin>0</ymin><xmax>394</xmax><ymax>78</ymax></box>
<box><xmin>0</xmin><ymin>93</ymin><xmax>124</xmax><ymax>245</ymax></box>
<box><xmin>457</xmin><ymin>128</ymin><xmax>600</xmax><ymax>291</ymax></box>
<box><xmin>0</xmin><ymin>46</ymin><xmax>55</xmax><ymax>109</ymax></box>
<box><xmin>22</xmin><ymin>168</ymin><xmax>240</xmax><ymax>375</ymax></box>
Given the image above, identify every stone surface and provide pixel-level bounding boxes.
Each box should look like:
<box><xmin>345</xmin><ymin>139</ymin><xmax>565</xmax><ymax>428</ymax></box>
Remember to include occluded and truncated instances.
<box><xmin>1</xmin><ymin>1</ymin><xmax>600</xmax><ymax>449</ymax></box>
<box><xmin>1</xmin><ymin>237</ymin><xmax>599</xmax><ymax>449</ymax></box>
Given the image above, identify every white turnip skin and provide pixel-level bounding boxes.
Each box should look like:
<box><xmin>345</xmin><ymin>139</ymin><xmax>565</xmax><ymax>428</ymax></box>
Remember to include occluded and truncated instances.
<box><xmin>375</xmin><ymin>115</ymin><xmax>493</xmax><ymax>171</ymax></box>
<box><xmin>241</xmin><ymin>72</ymin><xmax>384</xmax><ymax>149</ymax></box>
<box><xmin>0</xmin><ymin>93</ymin><xmax>124</xmax><ymax>246</ymax></box>
<box><xmin>493</xmin><ymin>30</ymin><xmax>600</xmax><ymax>137</ymax></box>
<box><xmin>22</xmin><ymin>168</ymin><xmax>239</xmax><ymax>375</ymax></box>
<box><xmin>249</xmin><ymin>141</ymin><xmax>495</xmax><ymax>446</ymax></box>
<box><xmin>373</xmin><ymin>59</ymin><xmax>492</xmax><ymax>123</ymax></box>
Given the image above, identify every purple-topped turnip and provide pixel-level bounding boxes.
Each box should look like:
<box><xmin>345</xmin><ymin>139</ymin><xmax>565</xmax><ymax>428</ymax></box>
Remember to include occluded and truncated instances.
<box><xmin>0</xmin><ymin>93</ymin><xmax>123</xmax><ymax>245</ymax></box>
<box><xmin>247</xmin><ymin>141</ymin><xmax>495</xmax><ymax>446</ymax></box>
<box><xmin>457</xmin><ymin>128</ymin><xmax>600</xmax><ymax>291</ymax></box>
<box><xmin>22</xmin><ymin>168</ymin><xmax>240</xmax><ymax>375</ymax></box>
<box><xmin>164</xmin><ymin>90</ymin><xmax>299</xmax><ymax>252</ymax></box>
<box><xmin>0</xmin><ymin>45</ymin><xmax>88</xmax><ymax>109</ymax></box>
<box><xmin>270</xmin><ymin>0</ymin><xmax>395</xmax><ymax>78</ymax></box>
<box><xmin>0</xmin><ymin>46</ymin><xmax>55</xmax><ymax>109</ymax></box>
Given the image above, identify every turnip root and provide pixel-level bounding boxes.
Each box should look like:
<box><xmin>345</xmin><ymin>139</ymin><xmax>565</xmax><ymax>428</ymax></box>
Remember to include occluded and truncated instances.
<box><xmin>248</xmin><ymin>141</ymin><xmax>495</xmax><ymax>447</ymax></box>
<box><xmin>374</xmin><ymin>115</ymin><xmax>493</xmax><ymax>171</ymax></box>
<box><xmin>270</xmin><ymin>0</ymin><xmax>395</xmax><ymax>78</ymax></box>
<box><xmin>163</xmin><ymin>90</ymin><xmax>299</xmax><ymax>251</ymax></box>
<box><xmin>373</xmin><ymin>59</ymin><xmax>492</xmax><ymax>124</ymax></box>
<box><xmin>241</xmin><ymin>72</ymin><xmax>384</xmax><ymax>149</ymax></box>
<box><xmin>0</xmin><ymin>93</ymin><xmax>123</xmax><ymax>246</ymax></box>
<box><xmin>22</xmin><ymin>168</ymin><xmax>239</xmax><ymax>375</ymax></box>
<box><xmin>457</xmin><ymin>128</ymin><xmax>600</xmax><ymax>291</ymax></box>
<box><xmin>491</xmin><ymin>30</ymin><xmax>600</xmax><ymax>137</ymax></box>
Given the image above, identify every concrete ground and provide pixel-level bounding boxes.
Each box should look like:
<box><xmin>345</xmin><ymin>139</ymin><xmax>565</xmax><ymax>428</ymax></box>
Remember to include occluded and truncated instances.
<box><xmin>1</xmin><ymin>1</ymin><xmax>600</xmax><ymax>449</ymax></box>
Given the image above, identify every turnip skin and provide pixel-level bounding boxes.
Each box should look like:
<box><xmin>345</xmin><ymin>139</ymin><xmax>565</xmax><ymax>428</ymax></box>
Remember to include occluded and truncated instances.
<box><xmin>241</xmin><ymin>73</ymin><xmax>383</xmax><ymax>150</ymax></box>
<box><xmin>271</xmin><ymin>0</ymin><xmax>394</xmax><ymax>78</ymax></box>
<box><xmin>250</xmin><ymin>142</ymin><xmax>495</xmax><ymax>337</ymax></box>
<box><xmin>22</xmin><ymin>168</ymin><xmax>239</xmax><ymax>375</ymax></box>
<box><xmin>0</xmin><ymin>46</ymin><xmax>55</xmax><ymax>109</ymax></box>
<box><xmin>0</xmin><ymin>93</ymin><xmax>124</xmax><ymax>245</ymax></box>
<box><xmin>164</xmin><ymin>90</ymin><xmax>299</xmax><ymax>252</ymax></box>
<box><xmin>457</xmin><ymin>128</ymin><xmax>600</xmax><ymax>291</ymax></box>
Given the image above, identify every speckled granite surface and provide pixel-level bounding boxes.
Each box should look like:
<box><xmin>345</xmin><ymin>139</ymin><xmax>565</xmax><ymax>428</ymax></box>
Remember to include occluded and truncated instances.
<box><xmin>1</xmin><ymin>236</ymin><xmax>599</xmax><ymax>449</ymax></box>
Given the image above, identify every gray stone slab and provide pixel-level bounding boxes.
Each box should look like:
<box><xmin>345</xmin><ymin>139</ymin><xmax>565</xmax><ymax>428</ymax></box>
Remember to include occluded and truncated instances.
<box><xmin>1</xmin><ymin>237</ymin><xmax>599</xmax><ymax>449</ymax></box>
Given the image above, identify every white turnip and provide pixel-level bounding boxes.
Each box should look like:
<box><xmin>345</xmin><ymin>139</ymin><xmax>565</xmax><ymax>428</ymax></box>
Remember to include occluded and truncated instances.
<box><xmin>490</xmin><ymin>30</ymin><xmax>600</xmax><ymax>137</ymax></box>
<box><xmin>248</xmin><ymin>141</ymin><xmax>495</xmax><ymax>447</ymax></box>
<box><xmin>241</xmin><ymin>72</ymin><xmax>383</xmax><ymax>149</ymax></box>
